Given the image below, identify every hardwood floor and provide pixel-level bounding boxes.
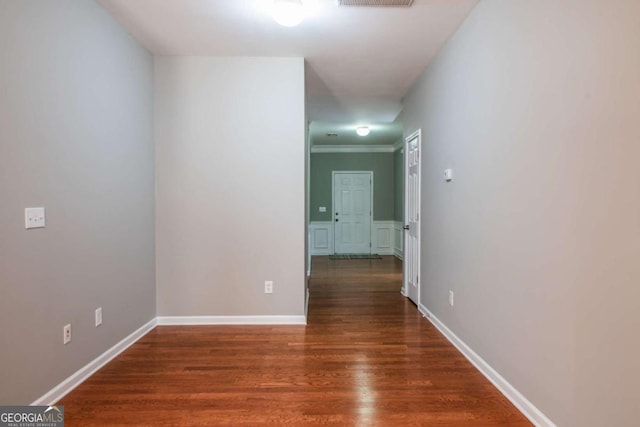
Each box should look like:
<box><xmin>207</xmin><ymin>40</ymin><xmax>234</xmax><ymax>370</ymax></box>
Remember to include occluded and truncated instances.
<box><xmin>60</xmin><ymin>256</ymin><xmax>530</xmax><ymax>426</ymax></box>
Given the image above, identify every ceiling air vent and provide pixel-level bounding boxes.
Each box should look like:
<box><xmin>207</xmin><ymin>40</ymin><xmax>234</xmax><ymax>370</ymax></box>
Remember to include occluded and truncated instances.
<box><xmin>337</xmin><ymin>0</ymin><xmax>413</xmax><ymax>6</ymax></box>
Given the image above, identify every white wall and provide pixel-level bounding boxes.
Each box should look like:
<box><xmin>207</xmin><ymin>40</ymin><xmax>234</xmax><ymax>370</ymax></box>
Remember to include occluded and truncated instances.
<box><xmin>155</xmin><ymin>57</ymin><xmax>306</xmax><ymax>318</ymax></box>
<box><xmin>402</xmin><ymin>0</ymin><xmax>640</xmax><ymax>425</ymax></box>
<box><xmin>0</xmin><ymin>0</ymin><xmax>155</xmax><ymax>404</ymax></box>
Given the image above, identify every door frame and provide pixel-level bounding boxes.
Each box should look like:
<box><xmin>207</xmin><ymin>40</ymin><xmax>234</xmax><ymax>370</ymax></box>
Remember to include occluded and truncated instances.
<box><xmin>331</xmin><ymin>171</ymin><xmax>374</xmax><ymax>254</ymax></box>
<box><xmin>402</xmin><ymin>130</ymin><xmax>421</xmax><ymax>304</ymax></box>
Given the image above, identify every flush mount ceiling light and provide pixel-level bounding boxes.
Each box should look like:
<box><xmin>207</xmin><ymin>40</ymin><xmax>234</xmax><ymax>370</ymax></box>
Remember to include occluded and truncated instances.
<box><xmin>338</xmin><ymin>0</ymin><xmax>413</xmax><ymax>6</ymax></box>
<box><xmin>356</xmin><ymin>126</ymin><xmax>371</xmax><ymax>136</ymax></box>
<box><xmin>273</xmin><ymin>0</ymin><xmax>305</xmax><ymax>27</ymax></box>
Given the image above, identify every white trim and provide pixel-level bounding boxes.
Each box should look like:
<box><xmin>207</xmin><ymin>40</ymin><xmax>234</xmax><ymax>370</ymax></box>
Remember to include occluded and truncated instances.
<box><xmin>403</xmin><ymin>129</ymin><xmax>421</xmax><ymax>305</ymax></box>
<box><xmin>309</xmin><ymin>221</ymin><xmax>334</xmax><ymax>255</ymax></box>
<box><xmin>418</xmin><ymin>304</ymin><xmax>556</xmax><ymax>427</ymax></box>
<box><xmin>31</xmin><ymin>318</ymin><xmax>157</xmax><ymax>406</ymax></box>
<box><xmin>305</xmin><ymin>289</ymin><xmax>310</xmax><ymax>317</ymax></box>
<box><xmin>30</xmin><ymin>314</ymin><xmax>307</xmax><ymax>405</ymax></box>
<box><xmin>311</xmin><ymin>145</ymin><xmax>395</xmax><ymax>154</ymax></box>
<box><xmin>307</xmin><ymin>228</ymin><xmax>313</xmax><ymax>275</ymax></box>
<box><xmin>306</xmin><ymin>121</ymin><xmax>312</xmax><ymax>286</ymax></box>
<box><xmin>393</xmin><ymin>220</ymin><xmax>404</xmax><ymax>259</ymax></box>
<box><xmin>156</xmin><ymin>316</ymin><xmax>307</xmax><ymax>325</ymax></box>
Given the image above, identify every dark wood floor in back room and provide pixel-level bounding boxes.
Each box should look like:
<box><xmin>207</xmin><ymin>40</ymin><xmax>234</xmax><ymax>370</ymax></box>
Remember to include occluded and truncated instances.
<box><xmin>59</xmin><ymin>256</ymin><xmax>531</xmax><ymax>426</ymax></box>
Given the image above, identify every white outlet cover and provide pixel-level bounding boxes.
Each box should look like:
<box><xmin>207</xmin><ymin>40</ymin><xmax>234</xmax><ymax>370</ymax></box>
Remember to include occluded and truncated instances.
<box><xmin>319</xmin><ymin>206</ymin><xmax>327</xmax><ymax>212</ymax></box>
<box><xmin>25</xmin><ymin>207</ymin><xmax>46</xmax><ymax>229</ymax></box>
<box><xmin>63</xmin><ymin>324</ymin><xmax>71</xmax><ymax>345</ymax></box>
<box><xmin>444</xmin><ymin>169</ymin><xmax>454</xmax><ymax>182</ymax></box>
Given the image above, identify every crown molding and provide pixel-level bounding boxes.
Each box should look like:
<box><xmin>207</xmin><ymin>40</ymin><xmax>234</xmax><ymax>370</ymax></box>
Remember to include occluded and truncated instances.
<box><xmin>311</xmin><ymin>145</ymin><xmax>395</xmax><ymax>153</ymax></box>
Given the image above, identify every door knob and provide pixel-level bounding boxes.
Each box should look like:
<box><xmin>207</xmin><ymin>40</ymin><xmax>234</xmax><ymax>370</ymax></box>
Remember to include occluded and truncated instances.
<box><xmin>403</xmin><ymin>225</ymin><xmax>410</xmax><ymax>230</ymax></box>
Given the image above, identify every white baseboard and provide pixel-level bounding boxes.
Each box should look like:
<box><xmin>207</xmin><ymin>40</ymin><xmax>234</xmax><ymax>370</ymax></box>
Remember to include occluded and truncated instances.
<box><xmin>29</xmin><ymin>306</ymin><xmax>551</xmax><ymax>427</ymax></box>
<box><xmin>31</xmin><ymin>314</ymin><xmax>307</xmax><ymax>405</ymax></box>
<box><xmin>31</xmin><ymin>318</ymin><xmax>157</xmax><ymax>406</ymax></box>
<box><xmin>418</xmin><ymin>304</ymin><xmax>556</xmax><ymax>427</ymax></box>
<box><xmin>156</xmin><ymin>315</ymin><xmax>307</xmax><ymax>325</ymax></box>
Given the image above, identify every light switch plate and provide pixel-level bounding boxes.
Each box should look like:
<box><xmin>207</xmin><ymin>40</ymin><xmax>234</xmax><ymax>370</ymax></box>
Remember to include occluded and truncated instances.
<box><xmin>95</xmin><ymin>307</ymin><xmax>103</xmax><ymax>327</ymax></box>
<box><xmin>25</xmin><ymin>207</ymin><xmax>45</xmax><ymax>229</ymax></box>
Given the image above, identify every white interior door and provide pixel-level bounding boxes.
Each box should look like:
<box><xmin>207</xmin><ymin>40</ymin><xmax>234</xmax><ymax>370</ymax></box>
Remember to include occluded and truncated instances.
<box><xmin>333</xmin><ymin>172</ymin><xmax>372</xmax><ymax>254</ymax></box>
<box><xmin>403</xmin><ymin>131</ymin><xmax>421</xmax><ymax>305</ymax></box>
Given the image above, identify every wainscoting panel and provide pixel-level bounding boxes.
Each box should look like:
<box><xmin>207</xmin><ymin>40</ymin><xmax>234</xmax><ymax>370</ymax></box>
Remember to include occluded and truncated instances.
<box><xmin>372</xmin><ymin>221</ymin><xmax>395</xmax><ymax>255</ymax></box>
<box><xmin>310</xmin><ymin>220</ymin><xmax>404</xmax><ymax>259</ymax></box>
<box><xmin>393</xmin><ymin>221</ymin><xmax>404</xmax><ymax>259</ymax></box>
<box><xmin>309</xmin><ymin>221</ymin><xmax>333</xmax><ymax>255</ymax></box>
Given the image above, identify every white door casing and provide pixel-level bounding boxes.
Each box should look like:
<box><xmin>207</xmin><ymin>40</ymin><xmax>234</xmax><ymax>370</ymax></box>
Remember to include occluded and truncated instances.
<box><xmin>403</xmin><ymin>130</ymin><xmax>421</xmax><ymax>305</ymax></box>
<box><xmin>333</xmin><ymin>172</ymin><xmax>372</xmax><ymax>254</ymax></box>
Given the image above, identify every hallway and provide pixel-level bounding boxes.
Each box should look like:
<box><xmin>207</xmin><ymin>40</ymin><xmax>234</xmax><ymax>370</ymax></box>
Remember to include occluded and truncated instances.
<box><xmin>60</xmin><ymin>256</ymin><xmax>530</xmax><ymax>426</ymax></box>
<box><xmin>306</xmin><ymin>256</ymin><xmax>530</xmax><ymax>425</ymax></box>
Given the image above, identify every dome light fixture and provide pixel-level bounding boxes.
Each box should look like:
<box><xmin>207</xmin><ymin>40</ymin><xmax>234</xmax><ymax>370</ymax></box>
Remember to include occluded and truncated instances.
<box><xmin>356</xmin><ymin>126</ymin><xmax>371</xmax><ymax>137</ymax></box>
<box><xmin>273</xmin><ymin>0</ymin><xmax>305</xmax><ymax>27</ymax></box>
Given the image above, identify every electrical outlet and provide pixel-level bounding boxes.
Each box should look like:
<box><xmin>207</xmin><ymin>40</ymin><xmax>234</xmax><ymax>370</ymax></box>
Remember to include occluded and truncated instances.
<box><xmin>63</xmin><ymin>324</ymin><xmax>71</xmax><ymax>344</ymax></box>
<box><xmin>449</xmin><ymin>290</ymin><xmax>454</xmax><ymax>307</ymax></box>
<box><xmin>264</xmin><ymin>281</ymin><xmax>273</xmax><ymax>294</ymax></box>
<box><xmin>95</xmin><ymin>307</ymin><xmax>102</xmax><ymax>327</ymax></box>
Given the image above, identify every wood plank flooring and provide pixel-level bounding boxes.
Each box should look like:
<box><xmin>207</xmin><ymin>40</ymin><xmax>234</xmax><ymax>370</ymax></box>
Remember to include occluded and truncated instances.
<box><xmin>59</xmin><ymin>256</ymin><xmax>530</xmax><ymax>426</ymax></box>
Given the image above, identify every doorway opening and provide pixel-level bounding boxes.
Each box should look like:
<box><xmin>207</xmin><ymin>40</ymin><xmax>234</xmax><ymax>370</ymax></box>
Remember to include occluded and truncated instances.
<box><xmin>306</xmin><ymin>121</ymin><xmax>407</xmax><ymax>309</ymax></box>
